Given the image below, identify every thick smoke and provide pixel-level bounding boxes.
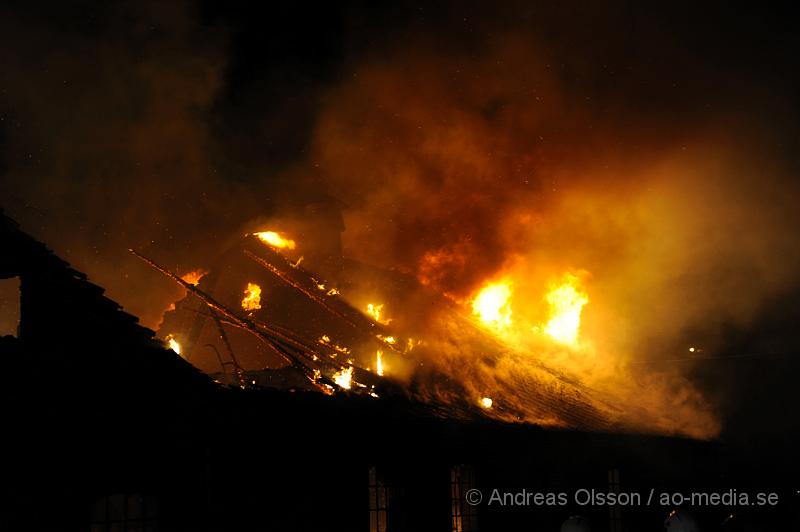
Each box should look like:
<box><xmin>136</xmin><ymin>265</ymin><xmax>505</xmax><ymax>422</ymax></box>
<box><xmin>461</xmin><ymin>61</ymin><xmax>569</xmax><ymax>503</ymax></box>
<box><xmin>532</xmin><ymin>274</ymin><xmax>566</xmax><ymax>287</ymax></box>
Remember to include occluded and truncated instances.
<box><xmin>1</xmin><ymin>2</ymin><xmax>233</xmax><ymax>327</ymax></box>
<box><xmin>304</xmin><ymin>36</ymin><xmax>800</xmax><ymax>437</ymax></box>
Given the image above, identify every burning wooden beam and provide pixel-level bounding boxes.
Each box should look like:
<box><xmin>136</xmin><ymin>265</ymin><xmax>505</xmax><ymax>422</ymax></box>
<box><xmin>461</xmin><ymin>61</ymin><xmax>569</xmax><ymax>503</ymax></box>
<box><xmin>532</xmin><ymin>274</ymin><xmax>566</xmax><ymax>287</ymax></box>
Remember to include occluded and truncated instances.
<box><xmin>130</xmin><ymin>248</ymin><xmax>390</xmax><ymax>394</ymax></box>
<box><xmin>129</xmin><ymin>249</ymin><xmax>331</xmax><ymax>390</ymax></box>
<box><xmin>243</xmin><ymin>248</ymin><xmax>406</xmax><ymax>356</ymax></box>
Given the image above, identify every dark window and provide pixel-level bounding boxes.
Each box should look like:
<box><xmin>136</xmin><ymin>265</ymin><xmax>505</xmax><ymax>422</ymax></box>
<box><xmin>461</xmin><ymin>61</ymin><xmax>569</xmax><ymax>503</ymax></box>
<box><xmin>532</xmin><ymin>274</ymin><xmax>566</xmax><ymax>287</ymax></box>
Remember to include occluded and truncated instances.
<box><xmin>368</xmin><ymin>466</ymin><xmax>392</xmax><ymax>532</ymax></box>
<box><xmin>451</xmin><ymin>464</ymin><xmax>477</xmax><ymax>532</ymax></box>
<box><xmin>0</xmin><ymin>276</ymin><xmax>20</xmax><ymax>337</ymax></box>
<box><xmin>608</xmin><ymin>468</ymin><xmax>623</xmax><ymax>532</ymax></box>
<box><xmin>90</xmin><ymin>494</ymin><xmax>158</xmax><ymax>532</ymax></box>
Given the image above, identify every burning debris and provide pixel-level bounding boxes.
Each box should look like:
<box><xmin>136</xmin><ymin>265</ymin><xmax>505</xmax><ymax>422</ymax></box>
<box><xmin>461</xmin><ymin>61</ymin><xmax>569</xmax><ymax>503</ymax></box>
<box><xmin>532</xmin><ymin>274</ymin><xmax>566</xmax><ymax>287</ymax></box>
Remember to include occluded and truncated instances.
<box><xmin>131</xmin><ymin>234</ymin><xmax>409</xmax><ymax>398</ymax></box>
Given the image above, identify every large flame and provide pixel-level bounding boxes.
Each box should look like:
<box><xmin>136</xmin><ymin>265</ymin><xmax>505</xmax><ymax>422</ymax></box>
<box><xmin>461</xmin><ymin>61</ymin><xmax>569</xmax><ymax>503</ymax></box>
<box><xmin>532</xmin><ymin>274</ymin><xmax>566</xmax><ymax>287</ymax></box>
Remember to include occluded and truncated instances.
<box><xmin>241</xmin><ymin>282</ymin><xmax>262</xmax><ymax>311</ymax></box>
<box><xmin>471</xmin><ymin>281</ymin><xmax>512</xmax><ymax>330</ymax></box>
<box><xmin>253</xmin><ymin>231</ymin><xmax>296</xmax><ymax>250</ymax></box>
<box><xmin>542</xmin><ymin>274</ymin><xmax>588</xmax><ymax>347</ymax></box>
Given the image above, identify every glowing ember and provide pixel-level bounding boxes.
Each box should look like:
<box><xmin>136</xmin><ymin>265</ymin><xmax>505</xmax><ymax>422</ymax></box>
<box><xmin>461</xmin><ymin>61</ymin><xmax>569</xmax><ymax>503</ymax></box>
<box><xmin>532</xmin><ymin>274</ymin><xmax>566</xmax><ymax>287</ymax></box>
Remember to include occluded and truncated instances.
<box><xmin>180</xmin><ymin>269</ymin><xmax>207</xmax><ymax>286</ymax></box>
<box><xmin>333</xmin><ymin>366</ymin><xmax>353</xmax><ymax>389</ymax></box>
<box><xmin>318</xmin><ymin>335</ymin><xmax>351</xmax><ymax>355</ymax></box>
<box><xmin>543</xmin><ymin>274</ymin><xmax>588</xmax><ymax>346</ymax></box>
<box><xmin>252</xmin><ymin>231</ymin><xmax>296</xmax><ymax>250</ymax></box>
<box><xmin>376</xmin><ymin>350</ymin><xmax>385</xmax><ymax>376</ymax></box>
<box><xmin>241</xmin><ymin>282</ymin><xmax>262</xmax><ymax>311</ymax></box>
<box><xmin>480</xmin><ymin>397</ymin><xmax>493</xmax><ymax>409</ymax></box>
<box><xmin>165</xmin><ymin>334</ymin><xmax>181</xmax><ymax>355</ymax></box>
<box><xmin>472</xmin><ymin>281</ymin><xmax>513</xmax><ymax>329</ymax></box>
<box><xmin>366</xmin><ymin>303</ymin><xmax>391</xmax><ymax>324</ymax></box>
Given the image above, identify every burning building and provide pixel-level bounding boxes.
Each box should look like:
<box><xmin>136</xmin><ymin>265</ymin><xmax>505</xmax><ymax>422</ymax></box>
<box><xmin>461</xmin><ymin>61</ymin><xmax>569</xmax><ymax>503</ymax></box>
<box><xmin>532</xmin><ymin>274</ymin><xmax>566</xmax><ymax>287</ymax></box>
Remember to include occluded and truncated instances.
<box><xmin>3</xmin><ymin>3</ymin><xmax>800</xmax><ymax>530</ymax></box>
<box><xmin>2</xmin><ymin>209</ymin><xmax>797</xmax><ymax>531</ymax></box>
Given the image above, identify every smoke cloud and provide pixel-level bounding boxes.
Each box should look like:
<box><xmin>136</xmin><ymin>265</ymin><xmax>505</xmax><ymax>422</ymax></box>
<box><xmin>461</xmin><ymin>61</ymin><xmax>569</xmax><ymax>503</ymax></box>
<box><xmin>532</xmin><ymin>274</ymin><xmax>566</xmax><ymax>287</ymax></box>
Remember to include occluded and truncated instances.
<box><xmin>302</xmin><ymin>30</ymin><xmax>800</xmax><ymax>437</ymax></box>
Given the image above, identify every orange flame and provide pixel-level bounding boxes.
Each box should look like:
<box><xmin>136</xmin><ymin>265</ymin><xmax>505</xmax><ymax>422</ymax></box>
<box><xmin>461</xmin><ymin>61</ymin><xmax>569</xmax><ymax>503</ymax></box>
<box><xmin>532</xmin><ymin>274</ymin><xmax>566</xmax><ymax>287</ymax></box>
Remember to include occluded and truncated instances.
<box><xmin>165</xmin><ymin>334</ymin><xmax>182</xmax><ymax>356</ymax></box>
<box><xmin>471</xmin><ymin>280</ymin><xmax>513</xmax><ymax>330</ymax></box>
<box><xmin>376</xmin><ymin>350</ymin><xmax>385</xmax><ymax>376</ymax></box>
<box><xmin>241</xmin><ymin>282</ymin><xmax>262</xmax><ymax>311</ymax></box>
<box><xmin>366</xmin><ymin>303</ymin><xmax>392</xmax><ymax>324</ymax></box>
<box><xmin>542</xmin><ymin>274</ymin><xmax>588</xmax><ymax>346</ymax></box>
<box><xmin>180</xmin><ymin>269</ymin><xmax>207</xmax><ymax>286</ymax></box>
<box><xmin>252</xmin><ymin>231</ymin><xmax>296</xmax><ymax>250</ymax></box>
<box><xmin>332</xmin><ymin>366</ymin><xmax>353</xmax><ymax>389</ymax></box>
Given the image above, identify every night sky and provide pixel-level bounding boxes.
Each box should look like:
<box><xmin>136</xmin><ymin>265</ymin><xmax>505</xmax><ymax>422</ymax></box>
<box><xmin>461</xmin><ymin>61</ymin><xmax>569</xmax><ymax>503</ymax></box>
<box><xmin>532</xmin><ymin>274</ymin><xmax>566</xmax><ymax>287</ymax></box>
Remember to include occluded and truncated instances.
<box><xmin>2</xmin><ymin>1</ymin><xmax>800</xmax><ymax>455</ymax></box>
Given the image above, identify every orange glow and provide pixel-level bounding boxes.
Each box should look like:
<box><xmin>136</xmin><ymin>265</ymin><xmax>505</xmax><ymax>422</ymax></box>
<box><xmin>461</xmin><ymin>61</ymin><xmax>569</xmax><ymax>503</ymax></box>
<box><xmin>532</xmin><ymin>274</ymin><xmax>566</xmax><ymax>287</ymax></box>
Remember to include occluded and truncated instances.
<box><xmin>471</xmin><ymin>281</ymin><xmax>512</xmax><ymax>330</ymax></box>
<box><xmin>252</xmin><ymin>231</ymin><xmax>296</xmax><ymax>250</ymax></box>
<box><xmin>241</xmin><ymin>282</ymin><xmax>262</xmax><ymax>311</ymax></box>
<box><xmin>542</xmin><ymin>274</ymin><xmax>588</xmax><ymax>346</ymax></box>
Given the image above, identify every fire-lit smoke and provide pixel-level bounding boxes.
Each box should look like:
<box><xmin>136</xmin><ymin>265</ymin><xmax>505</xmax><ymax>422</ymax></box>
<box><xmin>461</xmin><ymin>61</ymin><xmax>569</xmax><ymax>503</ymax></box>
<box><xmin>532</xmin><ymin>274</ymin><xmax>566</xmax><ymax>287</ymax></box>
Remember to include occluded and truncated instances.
<box><xmin>0</xmin><ymin>1</ymin><xmax>253</xmax><ymax>328</ymax></box>
<box><xmin>296</xmin><ymin>38</ymin><xmax>800</xmax><ymax>438</ymax></box>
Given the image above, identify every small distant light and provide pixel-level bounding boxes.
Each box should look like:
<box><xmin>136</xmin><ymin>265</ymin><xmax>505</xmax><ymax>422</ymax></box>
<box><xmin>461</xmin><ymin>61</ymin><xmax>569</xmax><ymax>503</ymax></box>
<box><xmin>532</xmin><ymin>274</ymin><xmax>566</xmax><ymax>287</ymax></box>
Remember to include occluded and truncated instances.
<box><xmin>480</xmin><ymin>397</ymin><xmax>493</xmax><ymax>409</ymax></box>
<box><xmin>689</xmin><ymin>347</ymin><xmax>695</xmax><ymax>352</ymax></box>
